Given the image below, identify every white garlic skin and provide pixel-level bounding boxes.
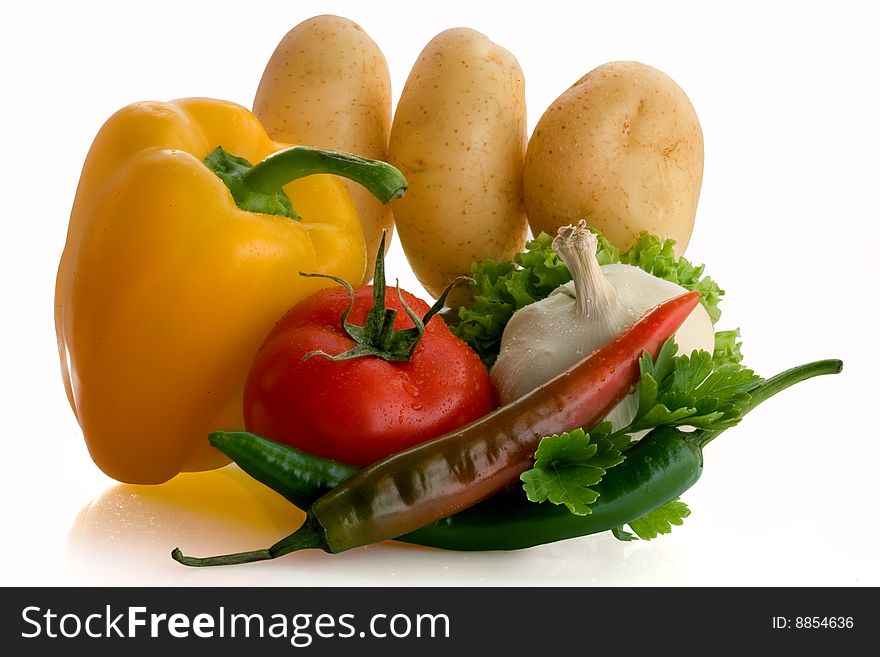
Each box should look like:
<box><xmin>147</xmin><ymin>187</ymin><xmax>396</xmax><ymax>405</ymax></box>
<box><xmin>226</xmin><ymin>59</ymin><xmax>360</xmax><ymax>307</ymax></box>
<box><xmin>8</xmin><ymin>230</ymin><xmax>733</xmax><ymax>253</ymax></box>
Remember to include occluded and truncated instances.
<box><xmin>491</xmin><ymin>263</ymin><xmax>715</xmax><ymax>426</ymax></box>
<box><xmin>491</xmin><ymin>283</ymin><xmax>632</xmax><ymax>406</ymax></box>
<box><xmin>602</xmin><ymin>264</ymin><xmax>715</xmax><ymax>358</ymax></box>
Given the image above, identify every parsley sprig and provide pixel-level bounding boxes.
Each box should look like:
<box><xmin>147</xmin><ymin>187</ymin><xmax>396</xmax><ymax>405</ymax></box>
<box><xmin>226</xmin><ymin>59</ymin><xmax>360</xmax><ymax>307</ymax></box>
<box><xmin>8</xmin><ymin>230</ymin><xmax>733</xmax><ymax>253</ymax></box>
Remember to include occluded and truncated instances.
<box><xmin>630</xmin><ymin>339</ymin><xmax>761</xmax><ymax>433</ymax></box>
<box><xmin>520</xmin><ymin>425</ymin><xmax>628</xmax><ymax>515</ymax></box>
<box><xmin>611</xmin><ymin>499</ymin><xmax>691</xmax><ymax>541</ymax></box>
<box><xmin>520</xmin><ymin>338</ymin><xmax>762</xmax><ymax>530</ymax></box>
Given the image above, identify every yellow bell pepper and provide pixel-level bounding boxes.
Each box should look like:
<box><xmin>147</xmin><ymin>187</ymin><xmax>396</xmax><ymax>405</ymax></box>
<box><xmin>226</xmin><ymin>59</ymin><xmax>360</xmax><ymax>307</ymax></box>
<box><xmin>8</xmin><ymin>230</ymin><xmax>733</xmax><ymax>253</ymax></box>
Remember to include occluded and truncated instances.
<box><xmin>55</xmin><ymin>98</ymin><xmax>406</xmax><ymax>484</ymax></box>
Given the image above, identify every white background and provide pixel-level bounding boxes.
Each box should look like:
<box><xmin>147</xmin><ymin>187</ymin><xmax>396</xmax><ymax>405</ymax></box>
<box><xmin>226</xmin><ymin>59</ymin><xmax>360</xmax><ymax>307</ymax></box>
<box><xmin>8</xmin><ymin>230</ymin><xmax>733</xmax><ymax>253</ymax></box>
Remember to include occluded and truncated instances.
<box><xmin>1</xmin><ymin>0</ymin><xmax>877</xmax><ymax>586</ymax></box>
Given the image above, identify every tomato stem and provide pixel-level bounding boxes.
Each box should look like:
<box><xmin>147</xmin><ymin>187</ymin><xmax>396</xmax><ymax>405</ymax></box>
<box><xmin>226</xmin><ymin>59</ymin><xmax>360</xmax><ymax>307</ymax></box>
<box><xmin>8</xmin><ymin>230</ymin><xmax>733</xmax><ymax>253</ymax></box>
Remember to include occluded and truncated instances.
<box><xmin>300</xmin><ymin>233</ymin><xmax>458</xmax><ymax>363</ymax></box>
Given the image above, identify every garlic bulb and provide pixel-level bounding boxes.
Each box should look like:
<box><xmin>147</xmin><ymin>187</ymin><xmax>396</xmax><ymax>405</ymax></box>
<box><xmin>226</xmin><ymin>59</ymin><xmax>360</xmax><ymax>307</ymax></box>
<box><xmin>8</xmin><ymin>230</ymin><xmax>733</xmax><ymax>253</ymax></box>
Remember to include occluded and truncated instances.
<box><xmin>491</xmin><ymin>221</ymin><xmax>715</xmax><ymax>429</ymax></box>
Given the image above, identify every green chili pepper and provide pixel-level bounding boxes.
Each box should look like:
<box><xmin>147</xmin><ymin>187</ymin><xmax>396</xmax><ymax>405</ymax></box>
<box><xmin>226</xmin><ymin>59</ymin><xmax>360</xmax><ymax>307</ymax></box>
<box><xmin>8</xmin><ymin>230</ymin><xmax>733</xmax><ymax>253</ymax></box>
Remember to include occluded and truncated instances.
<box><xmin>413</xmin><ymin>358</ymin><xmax>844</xmax><ymax>550</ymax></box>
<box><xmin>214</xmin><ymin>430</ymin><xmax>356</xmax><ymax>508</ymax></box>
<box><xmin>174</xmin><ymin>358</ymin><xmax>840</xmax><ymax>564</ymax></box>
<box><xmin>406</xmin><ymin>424</ymin><xmax>702</xmax><ymax>549</ymax></box>
<box><xmin>208</xmin><ymin>425</ymin><xmax>697</xmax><ymax>550</ymax></box>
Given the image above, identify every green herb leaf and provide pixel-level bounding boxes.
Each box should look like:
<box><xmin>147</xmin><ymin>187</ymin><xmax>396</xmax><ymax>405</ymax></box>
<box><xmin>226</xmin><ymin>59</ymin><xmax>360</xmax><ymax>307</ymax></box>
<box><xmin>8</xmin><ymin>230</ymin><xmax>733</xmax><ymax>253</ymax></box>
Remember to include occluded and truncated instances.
<box><xmin>639</xmin><ymin>336</ymin><xmax>679</xmax><ymax>383</ymax></box>
<box><xmin>611</xmin><ymin>526</ymin><xmax>638</xmax><ymax>541</ymax></box>
<box><xmin>590</xmin><ymin>228</ymin><xmax>622</xmax><ymax>265</ymax></box>
<box><xmin>626</xmin><ymin>499</ymin><xmax>691</xmax><ymax>540</ymax></box>
<box><xmin>523</xmin><ymin>337</ymin><xmax>760</xmax><ymax>522</ymax></box>
<box><xmin>629</xmin><ymin>339</ymin><xmax>762</xmax><ymax>433</ymax></box>
<box><xmin>520</xmin><ymin>425</ymin><xmax>628</xmax><ymax>515</ymax></box>
<box><xmin>713</xmin><ymin>329</ymin><xmax>745</xmax><ymax>367</ymax></box>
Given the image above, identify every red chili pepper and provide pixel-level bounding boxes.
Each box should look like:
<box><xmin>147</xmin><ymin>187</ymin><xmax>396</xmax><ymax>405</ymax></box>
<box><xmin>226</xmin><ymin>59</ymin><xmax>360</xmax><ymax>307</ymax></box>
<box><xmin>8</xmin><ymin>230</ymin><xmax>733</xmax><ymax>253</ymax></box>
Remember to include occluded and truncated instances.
<box><xmin>173</xmin><ymin>290</ymin><xmax>701</xmax><ymax>566</ymax></box>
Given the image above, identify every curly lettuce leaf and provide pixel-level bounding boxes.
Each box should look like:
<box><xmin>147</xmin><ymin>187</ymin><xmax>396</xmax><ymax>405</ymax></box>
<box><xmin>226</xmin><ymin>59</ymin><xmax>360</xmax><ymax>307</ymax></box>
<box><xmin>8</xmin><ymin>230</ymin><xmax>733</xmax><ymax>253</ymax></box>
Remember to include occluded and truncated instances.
<box><xmin>713</xmin><ymin>329</ymin><xmax>745</xmax><ymax>367</ymax></box>
<box><xmin>454</xmin><ymin>233</ymin><xmax>570</xmax><ymax>366</ymax></box>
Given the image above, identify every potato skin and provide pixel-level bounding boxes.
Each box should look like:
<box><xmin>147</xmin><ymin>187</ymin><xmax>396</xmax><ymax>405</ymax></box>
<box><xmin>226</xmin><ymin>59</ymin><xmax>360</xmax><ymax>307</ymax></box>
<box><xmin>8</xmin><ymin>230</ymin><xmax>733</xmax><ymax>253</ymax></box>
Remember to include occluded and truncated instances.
<box><xmin>524</xmin><ymin>61</ymin><xmax>704</xmax><ymax>255</ymax></box>
<box><xmin>253</xmin><ymin>15</ymin><xmax>392</xmax><ymax>282</ymax></box>
<box><xmin>389</xmin><ymin>28</ymin><xmax>528</xmax><ymax>299</ymax></box>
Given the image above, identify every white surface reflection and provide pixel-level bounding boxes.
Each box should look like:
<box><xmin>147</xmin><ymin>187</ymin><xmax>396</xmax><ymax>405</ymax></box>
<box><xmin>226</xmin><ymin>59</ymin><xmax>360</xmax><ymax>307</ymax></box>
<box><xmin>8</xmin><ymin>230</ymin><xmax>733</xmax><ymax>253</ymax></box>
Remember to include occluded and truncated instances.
<box><xmin>67</xmin><ymin>465</ymin><xmax>682</xmax><ymax>586</ymax></box>
<box><xmin>66</xmin><ymin>465</ymin><xmax>305</xmax><ymax>585</ymax></box>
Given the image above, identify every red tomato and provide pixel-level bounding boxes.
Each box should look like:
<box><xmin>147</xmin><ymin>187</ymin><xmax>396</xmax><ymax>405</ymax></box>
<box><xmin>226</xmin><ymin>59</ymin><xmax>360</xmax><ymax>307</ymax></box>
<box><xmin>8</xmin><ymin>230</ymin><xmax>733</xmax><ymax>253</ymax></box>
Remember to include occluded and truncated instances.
<box><xmin>243</xmin><ymin>284</ymin><xmax>496</xmax><ymax>466</ymax></box>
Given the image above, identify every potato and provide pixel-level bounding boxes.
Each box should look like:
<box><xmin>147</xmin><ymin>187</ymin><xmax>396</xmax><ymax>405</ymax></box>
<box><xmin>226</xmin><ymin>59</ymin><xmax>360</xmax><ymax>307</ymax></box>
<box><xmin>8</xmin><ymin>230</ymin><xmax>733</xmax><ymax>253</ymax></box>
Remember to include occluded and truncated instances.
<box><xmin>389</xmin><ymin>28</ymin><xmax>528</xmax><ymax>299</ymax></box>
<box><xmin>524</xmin><ymin>61</ymin><xmax>704</xmax><ymax>255</ymax></box>
<box><xmin>253</xmin><ymin>15</ymin><xmax>392</xmax><ymax>282</ymax></box>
